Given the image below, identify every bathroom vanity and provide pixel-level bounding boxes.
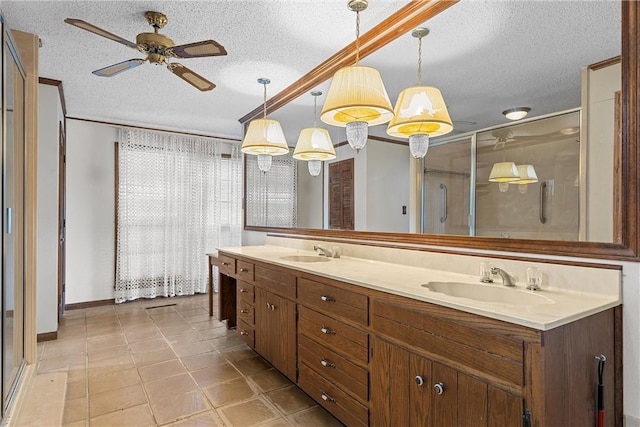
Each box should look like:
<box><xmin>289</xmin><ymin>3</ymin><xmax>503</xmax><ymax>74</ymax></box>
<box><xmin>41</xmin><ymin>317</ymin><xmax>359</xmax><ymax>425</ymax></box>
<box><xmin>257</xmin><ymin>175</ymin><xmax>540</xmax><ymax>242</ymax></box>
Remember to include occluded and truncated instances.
<box><xmin>210</xmin><ymin>244</ymin><xmax>621</xmax><ymax>427</ymax></box>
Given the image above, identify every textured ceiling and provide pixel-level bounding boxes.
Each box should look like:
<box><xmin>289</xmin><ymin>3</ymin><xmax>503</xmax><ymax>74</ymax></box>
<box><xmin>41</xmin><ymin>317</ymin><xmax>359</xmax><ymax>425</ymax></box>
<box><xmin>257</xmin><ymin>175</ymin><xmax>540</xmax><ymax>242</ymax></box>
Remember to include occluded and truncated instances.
<box><xmin>1</xmin><ymin>1</ymin><xmax>621</xmax><ymax>143</ymax></box>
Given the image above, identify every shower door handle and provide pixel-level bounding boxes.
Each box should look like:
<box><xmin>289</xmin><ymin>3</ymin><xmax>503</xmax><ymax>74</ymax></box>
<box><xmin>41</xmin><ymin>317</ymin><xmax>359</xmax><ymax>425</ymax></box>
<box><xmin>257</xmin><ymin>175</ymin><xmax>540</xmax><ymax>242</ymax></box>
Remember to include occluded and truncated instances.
<box><xmin>6</xmin><ymin>208</ymin><xmax>12</xmax><ymax>234</ymax></box>
<box><xmin>539</xmin><ymin>182</ymin><xmax>547</xmax><ymax>224</ymax></box>
<box><xmin>440</xmin><ymin>183</ymin><xmax>448</xmax><ymax>223</ymax></box>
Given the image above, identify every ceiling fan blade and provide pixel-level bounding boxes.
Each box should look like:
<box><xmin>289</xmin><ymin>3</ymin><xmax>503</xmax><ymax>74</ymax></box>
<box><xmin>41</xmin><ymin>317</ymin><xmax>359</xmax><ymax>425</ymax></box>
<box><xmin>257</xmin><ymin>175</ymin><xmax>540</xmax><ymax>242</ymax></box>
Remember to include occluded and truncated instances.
<box><xmin>167</xmin><ymin>63</ymin><xmax>216</xmax><ymax>91</ymax></box>
<box><xmin>93</xmin><ymin>59</ymin><xmax>145</xmax><ymax>77</ymax></box>
<box><xmin>64</xmin><ymin>18</ymin><xmax>138</xmax><ymax>49</ymax></box>
<box><xmin>168</xmin><ymin>40</ymin><xmax>227</xmax><ymax>58</ymax></box>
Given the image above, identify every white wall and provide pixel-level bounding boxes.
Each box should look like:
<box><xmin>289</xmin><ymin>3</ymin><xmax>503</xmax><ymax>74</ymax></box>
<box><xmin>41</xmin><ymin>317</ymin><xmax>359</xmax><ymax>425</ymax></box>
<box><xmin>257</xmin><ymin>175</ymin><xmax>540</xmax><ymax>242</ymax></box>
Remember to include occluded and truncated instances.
<box><xmin>296</xmin><ymin>161</ymin><xmax>323</xmax><ymax>229</ymax></box>
<box><xmin>36</xmin><ymin>83</ymin><xmax>62</xmax><ymax>334</ymax></box>
<box><xmin>66</xmin><ymin>119</ymin><xmax>116</xmax><ymax>303</ymax></box>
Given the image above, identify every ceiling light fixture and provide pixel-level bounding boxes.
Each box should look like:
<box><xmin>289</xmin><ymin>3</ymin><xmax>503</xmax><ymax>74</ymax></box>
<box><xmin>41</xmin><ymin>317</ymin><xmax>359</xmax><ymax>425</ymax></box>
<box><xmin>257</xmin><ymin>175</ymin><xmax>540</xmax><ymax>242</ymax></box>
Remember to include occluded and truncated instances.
<box><xmin>293</xmin><ymin>91</ymin><xmax>337</xmax><ymax>177</ymax></box>
<box><xmin>321</xmin><ymin>0</ymin><xmax>394</xmax><ymax>153</ymax></box>
<box><xmin>503</xmin><ymin>107</ymin><xmax>531</xmax><ymax>121</ymax></box>
<box><xmin>241</xmin><ymin>78</ymin><xmax>289</xmax><ymax>172</ymax></box>
<box><xmin>387</xmin><ymin>27</ymin><xmax>453</xmax><ymax>159</ymax></box>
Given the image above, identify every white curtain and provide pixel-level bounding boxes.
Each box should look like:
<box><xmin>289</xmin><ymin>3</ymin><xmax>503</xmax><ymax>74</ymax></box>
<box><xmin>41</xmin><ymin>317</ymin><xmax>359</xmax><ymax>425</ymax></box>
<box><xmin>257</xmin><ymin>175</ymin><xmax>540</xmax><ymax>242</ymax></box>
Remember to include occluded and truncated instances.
<box><xmin>115</xmin><ymin>128</ymin><xmax>242</xmax><ymax>303</ymax></box>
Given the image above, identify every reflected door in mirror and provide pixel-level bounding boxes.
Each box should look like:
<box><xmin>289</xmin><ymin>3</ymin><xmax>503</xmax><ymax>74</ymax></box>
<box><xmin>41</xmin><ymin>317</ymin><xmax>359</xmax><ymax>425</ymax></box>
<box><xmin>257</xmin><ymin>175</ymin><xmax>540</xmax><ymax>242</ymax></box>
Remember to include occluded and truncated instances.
<box><xmin>329</xmin><ymin>159</ymin><xmax>354</xmax><ymax>230</ymax></box>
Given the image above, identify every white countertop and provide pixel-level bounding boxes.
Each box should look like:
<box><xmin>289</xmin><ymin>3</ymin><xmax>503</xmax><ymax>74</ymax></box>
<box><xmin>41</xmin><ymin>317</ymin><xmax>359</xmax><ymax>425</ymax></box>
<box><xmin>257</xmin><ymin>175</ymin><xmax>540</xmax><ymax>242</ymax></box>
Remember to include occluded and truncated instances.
<box><xmin>217</xmin><ymin>245</ymin><xmax>621</xmax><ymax>331</ymax></box>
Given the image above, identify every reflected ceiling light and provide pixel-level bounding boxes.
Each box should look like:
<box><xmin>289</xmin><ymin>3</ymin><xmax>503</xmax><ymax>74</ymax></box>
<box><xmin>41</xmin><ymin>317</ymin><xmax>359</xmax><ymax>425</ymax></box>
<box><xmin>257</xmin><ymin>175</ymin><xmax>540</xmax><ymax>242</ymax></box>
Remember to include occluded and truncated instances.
<box><xmin>293</xmin><ymin>91</ymin><xmax>337</xmax><ymax>177</ymax></box>
<box><xmin>387</xmin><ymin>27</ymin><xmax>453</xmax><ymax>159</ymax></box>
<box><xmin>503</xmin><ymin>107</ymin><xmax>531</xmax><ymax>121</ymax></box>
<box><xmin>241</xmin><ymin>78</ymin><xmax>289</xmax><ymax>172</ymax></box>
<box><xmin>321</xmin><ymin>0</ymin><xmax>393</xmax><ymax>153</ymax></box>
<box><xmin>560</xmin><ymin>126</ymin><xmax>580</xmax><ymax>135</ymax></box>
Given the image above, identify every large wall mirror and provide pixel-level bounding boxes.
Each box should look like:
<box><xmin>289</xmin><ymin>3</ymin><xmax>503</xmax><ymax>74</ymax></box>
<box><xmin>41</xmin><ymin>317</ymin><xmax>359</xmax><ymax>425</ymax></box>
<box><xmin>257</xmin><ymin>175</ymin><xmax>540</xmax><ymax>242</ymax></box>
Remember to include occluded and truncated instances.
<box><xmin>243</xmin><ymin>0</ymin><xmax>640</xmax><ymax>261</ymax></box>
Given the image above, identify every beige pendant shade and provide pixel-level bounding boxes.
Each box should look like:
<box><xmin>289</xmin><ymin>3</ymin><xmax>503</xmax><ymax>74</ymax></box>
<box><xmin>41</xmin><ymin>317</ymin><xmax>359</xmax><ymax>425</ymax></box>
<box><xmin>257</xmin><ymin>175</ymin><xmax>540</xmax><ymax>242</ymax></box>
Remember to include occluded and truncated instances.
<box><xmin>489</xmin><ymin>162</ymin><xmax>520</xmax><ymax>182</ymax></box>
<box><xmin>320</xmin><ymin>65</ymin><xmax>394</xmax><ymax>127</ymax></box>
<box><xmin>513</xmin><ymin>164</ymin><xmax>538</xmax><ymax>184</ymax></box>
<box><xmin>293</xmin><ymin>128</ymin><xmax>336</xmax><ymax>161</ymax></box>
<box><xmin>387</xmin><ymin>86</ymin><xmax>453</xmax><ymax>138</ymax></box>
<box><xmin>241</xmin><ymin>118</ymin><xmax>289</xmax><ymax>155</ymax></box>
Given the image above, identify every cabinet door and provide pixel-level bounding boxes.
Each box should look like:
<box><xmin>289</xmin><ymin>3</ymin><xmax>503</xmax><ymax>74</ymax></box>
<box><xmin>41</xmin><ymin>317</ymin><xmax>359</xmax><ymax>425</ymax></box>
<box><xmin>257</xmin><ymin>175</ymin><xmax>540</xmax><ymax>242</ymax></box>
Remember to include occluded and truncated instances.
<box><xmin>432</xmin><ymin>363</ymin><xmax>458</xmax><ymax>427</ymax></box>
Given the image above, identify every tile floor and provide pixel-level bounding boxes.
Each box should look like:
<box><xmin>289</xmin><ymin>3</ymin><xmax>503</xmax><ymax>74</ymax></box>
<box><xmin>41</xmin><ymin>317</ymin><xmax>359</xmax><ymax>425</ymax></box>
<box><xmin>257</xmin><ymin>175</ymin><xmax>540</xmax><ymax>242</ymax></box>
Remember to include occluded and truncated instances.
<box><xmin>36</xmin><ymin>294</ymin><xmax>344</xmax><ymax>426</ymax></box>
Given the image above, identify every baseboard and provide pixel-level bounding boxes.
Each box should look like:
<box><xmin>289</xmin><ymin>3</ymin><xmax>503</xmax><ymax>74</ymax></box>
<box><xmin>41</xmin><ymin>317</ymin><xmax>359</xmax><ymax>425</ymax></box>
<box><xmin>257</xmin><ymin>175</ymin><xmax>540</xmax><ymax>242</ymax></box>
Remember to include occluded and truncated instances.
<box><xmin>36</xmin><ymin>332</ymin><xmax>57</xmax><ymax>343</ymax></box>
<box><xmin>65</xmin><ymin>298</ymin><xmax>115</xmax><ymax>310</ymax></box>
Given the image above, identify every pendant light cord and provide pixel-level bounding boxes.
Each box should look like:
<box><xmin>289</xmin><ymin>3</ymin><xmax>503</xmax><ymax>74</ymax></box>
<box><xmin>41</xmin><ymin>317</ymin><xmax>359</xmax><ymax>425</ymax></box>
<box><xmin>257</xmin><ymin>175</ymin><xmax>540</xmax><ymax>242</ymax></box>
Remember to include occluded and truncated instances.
<box><xmin>417</xmin><ymin>35</ymin><xmax>423</xmax><ymax>85</ymax></box>
<box><xmin>355</xmin><ymin>10</ymin><xmax>360</xmax><ymax>65</ymax></box>
<box><xmin>262</xmin><ymin>82</ymin><xmax>267</xmax><ymax>119</ymax></box>
<box><xmin>313</xmin><ymin>96</ymin><xmax>318</xmax><ymax>127</ymax></box>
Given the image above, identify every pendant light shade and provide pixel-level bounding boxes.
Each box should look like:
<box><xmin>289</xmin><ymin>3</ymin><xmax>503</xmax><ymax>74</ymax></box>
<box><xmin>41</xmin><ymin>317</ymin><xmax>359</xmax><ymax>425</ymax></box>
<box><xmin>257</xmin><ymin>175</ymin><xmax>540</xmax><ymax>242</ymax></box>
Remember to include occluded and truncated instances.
<box><xmin>321</xmin><ymin>65</ymin><xmax>394</xmax><ymax>127</ymax></box>
<box><xmin>513</xmin><ymin>164</ymin><xmax>538</xmax><ymax>184</ymax></box>
<box><xmin>241</xmin><ymin>78</ymin><xmax>289</xmax><ymax>172</ymax></box>
<box><xmin>489</xmin><ymin>162</ymin><xmax>520</xmax><ymax>182</ymax></box>
<box><xmin>293</xmin><ymin>128</ymin><xmax>336</xmax><ymax>161</ymax></box>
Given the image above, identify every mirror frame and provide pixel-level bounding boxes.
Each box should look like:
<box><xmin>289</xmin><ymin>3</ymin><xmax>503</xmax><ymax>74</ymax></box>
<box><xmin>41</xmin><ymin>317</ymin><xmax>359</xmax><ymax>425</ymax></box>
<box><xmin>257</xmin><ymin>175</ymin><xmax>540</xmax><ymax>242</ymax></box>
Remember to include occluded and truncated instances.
<box><xmin>241</xmin><ymin>0</ymin><xmax>640</xmax><ymax>261</ymax></box>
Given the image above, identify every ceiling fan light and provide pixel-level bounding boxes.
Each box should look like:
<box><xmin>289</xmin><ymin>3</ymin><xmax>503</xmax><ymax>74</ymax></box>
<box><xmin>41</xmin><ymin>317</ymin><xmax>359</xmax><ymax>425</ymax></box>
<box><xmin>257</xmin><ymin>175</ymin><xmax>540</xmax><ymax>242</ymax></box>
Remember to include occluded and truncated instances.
<box><xmin>409</xmin><ymin>134</ymin><xmax>429</xmax><ymax>159</ymax></box>
<box><xmin>307</xmin><ymin>160</ymin><xmax>322</xmax><ymax>177</ymax></box>
<box><xmin>346</xmin><ymin>121</ymin><xmax>369</xmax><ymax>153</ymax></box>
<box><xmin>257</xmin><ymin>154</ymin><xmax>272</xmax><ymax>172</ymax></box>
<box><xmin>503</xmin><ymin>107</ymin><xmax>531</xmax><ymax>121</ymax></box>
<box><xmin>489</xmin><ymin>162</ymin><xmax>520</xmax><ymax>182</ymax></box>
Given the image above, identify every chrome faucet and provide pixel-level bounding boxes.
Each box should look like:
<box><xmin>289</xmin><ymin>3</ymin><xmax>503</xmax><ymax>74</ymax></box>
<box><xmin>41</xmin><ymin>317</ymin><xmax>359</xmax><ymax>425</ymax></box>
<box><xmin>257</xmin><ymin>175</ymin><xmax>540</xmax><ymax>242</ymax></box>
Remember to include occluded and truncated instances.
<box><xmin>490</xmin><ymin>267</ymin><xmax>516</xmax><ymax>287</ymax></box>
<box><xmin>314</xmin><ymin>245</ymin><xmax>340</xmax><ymax>258</ymax></box>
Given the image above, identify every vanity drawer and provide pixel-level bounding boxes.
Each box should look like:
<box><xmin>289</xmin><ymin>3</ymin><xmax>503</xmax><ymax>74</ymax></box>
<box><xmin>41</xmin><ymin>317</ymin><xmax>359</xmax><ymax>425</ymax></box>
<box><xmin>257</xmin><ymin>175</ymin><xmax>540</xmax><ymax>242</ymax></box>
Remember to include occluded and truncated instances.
<box><xmin>299</xmin><ymin>334</ymin><xmax>368</xmax><ymax>402</ymax></box>
<box><xmin>217</xmin><ymin>254</ymin><xmax>236</xmax><ymax>276</ymax></box>
<box><xmin>238</xmin><ymin>301</ymin><xmax>255</xmax><ymax>324</ymax></box>
<box><xmin>237</xmin><ymin>281</ymin><xmax>255</xmax><ymax>305</ymax></box>
<box><xmin>298</xmin><ymin>363</ymin><xmax>368</xmax><ymax>427</ymax></box>
<box><xmin>298</xmin><ymin>278</ymin><xmax>368</xmax><ymax>326</ymax></box>
<box><xmin>237</xmin><ymin>320</ymin><xmax>255</xmax><ymax>348</ymax></box>
<box><xmin>298</xmin><ymin>306</ymin><xmax>368</xmax><ymax>365</ymax></box>
<box><xmin>237</xmin><ymin>260</ymin><xmax>255</xmax><ymax>282</ymax></box>
<box><xmin>255</xmin><ymin>265</ymin><xmax>296</xmax><ymax>300</ymax></box>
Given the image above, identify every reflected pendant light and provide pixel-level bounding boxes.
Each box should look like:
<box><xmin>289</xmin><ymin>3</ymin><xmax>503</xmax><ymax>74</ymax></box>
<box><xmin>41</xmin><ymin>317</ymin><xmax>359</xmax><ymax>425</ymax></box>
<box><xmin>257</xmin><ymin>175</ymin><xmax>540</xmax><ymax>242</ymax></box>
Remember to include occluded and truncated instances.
<box><xmin>387</xmin><ymin>28</ymin><xmax>453</xmax><ymax>159</ymax></box>
<box><xmin>241</xmin><ymin>78</ymin><xmax>289</xmax><ymax>172</ymax></box>
<box><xmin>321</xmin><ymin>0</ymin><xmax>394</xmax><ymax>153</ymax></box>
<box><xmin>293</xmin><ymin>91</ymin><xmax>337</xmax><ymax>177</ymax></box>
<box><xmin>489</xmin><ymin>161</ymin><xmax>520</xmax><ymax>185</ymax></box>
<box><xmin>514</xmin><ymin>164</ymin><xmax>538</xmax><ymax>194</ymax></box>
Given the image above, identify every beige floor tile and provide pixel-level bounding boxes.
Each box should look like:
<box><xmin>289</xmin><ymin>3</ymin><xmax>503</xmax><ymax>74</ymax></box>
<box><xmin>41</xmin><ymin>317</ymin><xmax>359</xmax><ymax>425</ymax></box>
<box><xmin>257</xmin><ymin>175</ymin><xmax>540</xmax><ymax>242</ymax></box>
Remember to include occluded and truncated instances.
<box><xmin>67</xmin><ymin>366</ymin><xmax>87</xmax><ymax>384</ymax></box>
<box><xmin>58</xmin><ymin>325</ymin><xmax>87</xmax><ymax>339</ymax></box>
<box><xmin>208</xmin><ymin>334</ymin><xmax>246</xmax><ymax>350</ymax></box>
<box><xmin>219</xmin><ymin>345</ymin><xmax>257</xmax><ymax>362</ymax></box>
<box><xmin>63</xmin><ymin>397</ymin><xmax>87</xmax><ymax>424</ymax></box>
<box><xmin>132</xmin><ymin>347</ymin><xmax>177</xmax><ymax>367</ymax></box>
<box><xmin>248</xmin><ymin>368</ymin><xmax>292</xmax><ymax>393</ymax></box>
<box><xmin>190</xmin><ymin>363</ymin><xmax>242</xmax><ymax>388</ymax></box>
<box><xmin>138</xmin><ymin>358</ymin><xmax>186</xmax><ymax>382</ymax></box>
<box><xmin>165</xmin><ymin>330</ymin><xmax>204</xmax><ymax>345</ymax></box>
<box><xmin>38</xmin><ymin>353</ymin><xmax>86</xmax><ymax>373</ymax></box>
<box><xmin>43</xmin><ymin>338</ymin><xmax>86</xmax><ymax>358</ymax></box>
<box><xmin>182</xmin><ymin>313</ymin><xmax>211</xmax><ymax>324</ymax></box>
<box><xmin>287</xmin><ymin>406</ymin><xmax>345</xmax><ymax>427</ymax></box>
<box><xmin>144</xmin><ymin>372</ymin><xmax>199</xmax><ymax>403</ymax></box>
<box><xmin>86</xmin><ymin>325</ymin><xmax>122</xmax><ymax>338</ymax></box>
<box><xmin>159</xmin><ymin>323</ymin><xmax>198</xmax><ymax>336</ymax></box>
<box><xmin>63</xmin><ymin>419</ymin><xmax>88</xmax><ymax>427</ymax></box>
<box><xmin>65</xmin><ymin>379</ymin><xmax>87</xmax><ymax>400</ymax></box>
<box><xmin>60</xmin><ymin>317</ymin><xmax>87</xmax><ymax>327</ymax></box>
<box><xmin>192</xmin><ymin>319</ymin><xmax>226</xmax><ymax>331</ymax></box>
<box><xmin>218</xmin><ymin>397</ymin><xmax>280</xmax><ymax>427</ymax></box>
<box><xmin>129</xmin><ymin>338</ymin><xmax>169</xmax><ymax>354</ymax></box>
<box><xmin>87</xmin><ymin>353</ymin><xmax>134</xmax><ymax>371</ymax></box>
<box><xmin>262</xmin><ymin>418</ymin><xmax>294</xmax><ymax>427</ymax></box>
<box><xmin>88</xmin><ymin>366</ymin><xmax>141</xmax><ymax>395</ymax></box>
<box><xmin>181</xmin><ymin>351</ymin><xmax>227</xmax><ymax>371</ymax></box>
<box><xmin>88</xmin><ymin>383</ymin><xmax>147</xmax><ymax>418</ymax></box>
<box><xmin>264</xmin><ymin>385</ymin><xmax>316</xmax><ymax>416</ymax></box>
<box><xmin>171</xmin><ymin>340</ymin><xmax>214</xmax><ymax>358</ymax></box>
<box><xmin>87</xmin><ymin>344</ymin><xmax>130</xmax><ymax>362</ymax></box>
<box><xmin>203</xmin><ymin>377</ymin><xmax>256</xmax><ymax>408</ymax></box>
<box><xmin>89</xmin><ymin>403</ymin><xmax>155</xmax><ymax>427</ymax></box>
<box><xmin>167</xmin><ymin>410</ymin><xmax>224</xmax><ymax>426</ymax></box>
<box><xmin>148</xmin><ymin>391</ymin><xmax>210</xmax><ymax>425</ymax></box>
<box><xmin>125</xmin><ymin>328</ymin><xmax>163</xmax><ymax>343</ymax></box>
<box><xmin>86</xmin><ymin>334</ymin><xmax>127</xmax><ymax>352</ymax></box>
<box><xmin>231</xmin><ymin>356</ymin><xmax>272</xmax><ymax>376</ymax></box>
<box><xmin>63</xmin><ymin>309</ymin><xmax>86</xmax><ymax>320</ymax></box>
<box><xmin>198</xmin><ymin>327</ymin><xmax>234</xmax><ymax>340</ymax></box>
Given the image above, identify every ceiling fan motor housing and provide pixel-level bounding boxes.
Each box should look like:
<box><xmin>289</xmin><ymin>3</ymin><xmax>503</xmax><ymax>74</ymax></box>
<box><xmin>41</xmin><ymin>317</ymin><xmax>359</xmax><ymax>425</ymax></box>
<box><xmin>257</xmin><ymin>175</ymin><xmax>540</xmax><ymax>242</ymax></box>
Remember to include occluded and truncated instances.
<box><xmin>136</xmin><ymin>32</ymin><xmax>175</xmax><ymax>64</ymax></box>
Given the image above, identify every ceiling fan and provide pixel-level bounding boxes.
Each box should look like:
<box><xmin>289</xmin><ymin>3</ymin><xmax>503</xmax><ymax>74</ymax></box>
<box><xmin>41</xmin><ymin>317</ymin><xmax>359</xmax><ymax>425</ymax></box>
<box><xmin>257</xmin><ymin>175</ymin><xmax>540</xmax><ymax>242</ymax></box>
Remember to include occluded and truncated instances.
<box><xmin>64</xmin><ymin>11</ymin><xmax>227</xmax><ymax>91</ymax></box>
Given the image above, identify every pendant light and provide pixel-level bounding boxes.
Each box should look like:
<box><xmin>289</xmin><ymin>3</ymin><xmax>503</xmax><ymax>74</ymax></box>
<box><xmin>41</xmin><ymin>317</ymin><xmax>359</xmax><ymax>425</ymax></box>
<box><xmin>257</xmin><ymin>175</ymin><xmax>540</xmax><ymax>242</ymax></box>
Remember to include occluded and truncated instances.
<box><xmin>387</xmin><ymin>28</ymin><xmax>453</xmax><ymax>159</ymax></box>
<box><xmin>514</xmin><ymin>164</ymin><xmax>538</xmax><ymax>194</ymax></box>
<box><xmin>241</xmin><ymin>78</ymin><xmax>289</xmax><ymax>172</ymax></box>
<box><xmin>321</xmin><ymin>0</ymin><xmax>394</xmax><ymax>153</ymax></box>
<box><xmin>489</xmin><ymin>161</ymin><xmax>520</xmax><ymax>193</ymax></box>
<box><xmin>293</xmin><ymin>91</ymin><xmax>337</xmax><ymax>176</ymax></box>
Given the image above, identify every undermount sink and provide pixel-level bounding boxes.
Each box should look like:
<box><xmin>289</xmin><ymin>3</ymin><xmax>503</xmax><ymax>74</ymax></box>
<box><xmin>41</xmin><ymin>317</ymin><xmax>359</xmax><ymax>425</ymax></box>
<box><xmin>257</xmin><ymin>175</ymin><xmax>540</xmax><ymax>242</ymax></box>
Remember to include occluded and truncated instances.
<box><xmin>421</xmin><ymin>281</ymin><xmax>554</xmax><ymax>305</ymax></box>
<box><xmin>280</xmin><ymin>255</ymin><xmax>331</xmax><ymax>263</ymax></box>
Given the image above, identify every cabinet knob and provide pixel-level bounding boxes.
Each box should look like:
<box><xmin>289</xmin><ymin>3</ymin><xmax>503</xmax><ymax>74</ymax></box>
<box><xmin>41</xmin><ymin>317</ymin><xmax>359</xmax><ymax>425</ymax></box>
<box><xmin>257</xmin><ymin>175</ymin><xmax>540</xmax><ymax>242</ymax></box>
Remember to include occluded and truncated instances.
<box><xmin>415</xmin><ymin>376</ymin><xmax>424</xmax><ymax>386</ymax></box>
<box><xmin>240</xmin><ymin>330</ymin><xmax>249</xmax><ymax>336</ymax></box>
<box><xmin>321</xmin><ymin>392</ymin><xmax>336</xmax><ymax>403</ymax></box>
<box><xmin>320</xmin><ymin>358</ymin><xmax>336</xmax><ymax>368</ymax></box>
<box><xmin>239</xmin><ymin>268</ymin><xmax>249</xmax><ymax>272</ymax></box>
<box><xmin>320</xmin><ymin>326</ymin><xmax>336</xmax><ymax>335</ymax></box>
<box><xmin>240</xmin><ymin>288</ymin><xmax>248</xmax><ymax>293</ymax></box>
<box><xmin>221</xmin><ymin>262</ymin><xmax>230</xmax><ymax>266</ymax></box>
<box><xmin>270</xmin><ymin>304</ymin><xmax>276</xmax><ymax>311</ymax></box>
<box><xmin>240</xmin><ymin>309</ymin><xmax>248</xmax><ymax>314</ymax></box>
<box><xmin>433</xmin><ymin>382</ymin><xmax>444</xmax><ymax>395</ymax></box>
<box><xmin>320</xmin><ymin>295</ymin><xmax>336</xmax><ymax>302</ymax></box>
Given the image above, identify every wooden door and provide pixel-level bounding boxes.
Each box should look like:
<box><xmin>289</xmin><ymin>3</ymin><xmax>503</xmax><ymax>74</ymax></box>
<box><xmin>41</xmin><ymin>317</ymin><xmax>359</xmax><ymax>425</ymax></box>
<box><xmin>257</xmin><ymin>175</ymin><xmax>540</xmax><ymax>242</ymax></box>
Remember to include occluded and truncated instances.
<box><xmin>328</xmin><ymin>158</ymin><xmax>354</xmax><ymax>230</ymax></box>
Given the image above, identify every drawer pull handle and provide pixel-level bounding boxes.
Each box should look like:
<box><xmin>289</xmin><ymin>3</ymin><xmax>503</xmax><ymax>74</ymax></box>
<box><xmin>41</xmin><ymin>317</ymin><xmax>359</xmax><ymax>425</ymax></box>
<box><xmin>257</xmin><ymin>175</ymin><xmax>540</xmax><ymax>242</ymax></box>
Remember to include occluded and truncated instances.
<box><xmin>221</xmin><ymin>262</ymin><xmax>230</xmax><ymax>266</ymax></box>
<box><xmin>320</xmin><ymin>295</ymin><xmax>335</xmax><ymax>302</ymax></box>
<box><xmin>239</xmin><ymin>268</ymin><xmax>249</xmax><ymax>272</ymax></box>
<box><xmin>270</xmin><ymin>304</ymin><xmax>276</xmax><ymax>311</ymax></box>
<box><xmin>240</xmin><ymin>330</ymin><xmax>249</xmax><ymax>336</ymax></box>
<box><xmin>320</xmin><ymin>326</ymin><xmax>336</xmax><ymax>335</ymax></box>
<box><xmin>434</xmin><ymin>382</ymin><xmax>444</xmax><ymax>395</ymax></box>
<box><xmin>240</xmin><ymin>309</ymin><xmax>248</xmax><ymax>314</ymax></box>
<box><xmin>320</xmin><ymin>359</ymin><xmax>336</xmax><ymax>368</ymax></box>
<box><xmin>321</xmin><ymin>392</ymin><xmax>336</xmax><ymax>403</ymax></box>
<box><xmin>415</xmin><ymin>376</ymin><xmax>424</xmax><ymax>386</ymax></box>
<box><xmin>240</xmin><ymin>288</ymin><xmax>248</xmax><ymax>293</ymax></box>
